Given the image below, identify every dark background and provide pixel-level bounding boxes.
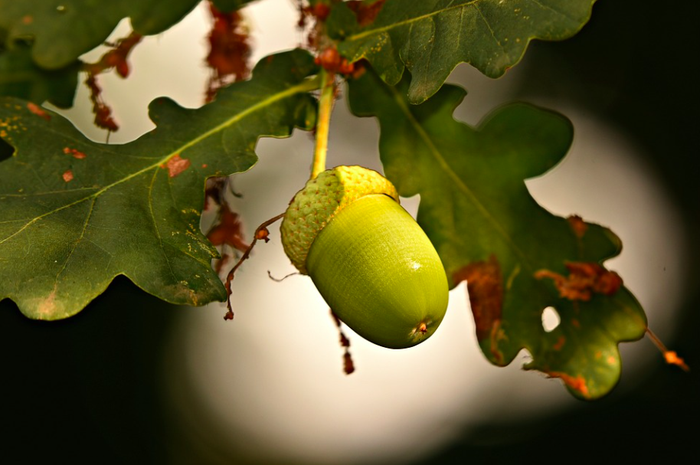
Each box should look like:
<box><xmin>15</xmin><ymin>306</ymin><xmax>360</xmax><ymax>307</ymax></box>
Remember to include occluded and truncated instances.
<box><xmin>2</xmin><ymin>1</ymin><xmax>698</xmax><ymax>463</ymax></box>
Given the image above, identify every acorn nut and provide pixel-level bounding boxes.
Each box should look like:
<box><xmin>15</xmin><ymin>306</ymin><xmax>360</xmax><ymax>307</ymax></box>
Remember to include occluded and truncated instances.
<box><xmin>280</xmin><ymin>166</ymin><xmax>449</xmax><ymax>349</ymax></box>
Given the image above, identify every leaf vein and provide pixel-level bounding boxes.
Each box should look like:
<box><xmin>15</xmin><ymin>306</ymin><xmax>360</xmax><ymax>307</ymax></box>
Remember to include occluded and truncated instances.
<box><xmin>55</xmin><ymin>196</ymin><xmax>96</xmax><ymax>281</ymax></box>
<box><xmin>473</xmin><ymin>3</ymin><xmax>507</xmax><ymax>56</ymax></box>
<box><xmin>0</xmin><ymin>77</ymin><xmax>318</xmax><ymax>247</ymax></box>
<box><xmin>526</xmin><ymin>0</ymin><xmax>578</xmax><ymax>23</ymax></box>
<box><xmin>147</xmin><ymin>168</ymin><xmax>177</xmax><ymax>281</ymax></box>
<box><xmin>387</xmin><ymin>84</ymin><xmax>531</xmax><ymax>266</ymax></box>
<box><xmin>346</xmin><ymin>0</ymin><xmax>479</xmax><ymax>42</ymax></box>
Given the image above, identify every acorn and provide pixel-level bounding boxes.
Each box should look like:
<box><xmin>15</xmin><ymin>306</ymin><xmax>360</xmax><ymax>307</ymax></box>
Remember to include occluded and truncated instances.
<box><xmin>280</xmin><ymin>166</ymin><xmax>449</xmax><ymax>349</ymax></box>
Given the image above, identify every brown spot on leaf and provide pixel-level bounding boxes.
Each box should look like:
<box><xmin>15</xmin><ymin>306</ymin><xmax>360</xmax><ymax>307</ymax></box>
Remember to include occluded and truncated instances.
<box><xmin>62</xmin><ymin>170</ymin><xmax>73</xmax><ymax>182</ymax></box>
<box><xmin>62</xmin><ymin>147</ymin><xmax>86</xmax><ymax>159</ymax></box>
<box><xmin>22</xmin><ymin>15</ymin><xmax>33</xmax><ymax>24</ymax></box>
<box><xmin>553</xmin><ymin>335</ymin><xmax>566</xmax><ymax>351</ymax></box>
<box><xmin>454</xmin><ymin>255</ymin><xmax>503</xmax><ymax>342</ymax></box>
<box><xmin>27</xmin><ymin>102</ymin><xmax>50</xmax><ymax>120</ymax></box>
<box><xmin>37</xmin><ymin>288</ymin><xmax>57</xmax><ymax>318</ymax></box>
<box><xmin>546</xmin><ymin>371</ymin><xmax>590</xmax><ymax>398</ymax></box>
<box><xmin>567</xmin><ymin>214</ymin><xmax>587</xmax><ymax>239</ymax></box>
<box><xmin>534</xmin><ymin>261</ymin><xmax>622</xmax><ymax>301</ymax></box>
<box><xmin>164</xmin><ymin>155</ymin><xmax>191</xmax><ymax>178</ymax></box>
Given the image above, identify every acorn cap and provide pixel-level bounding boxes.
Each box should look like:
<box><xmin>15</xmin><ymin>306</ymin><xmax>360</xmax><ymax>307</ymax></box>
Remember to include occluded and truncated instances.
<box><xmin>281</xmin><ymin>165</ymin><xmax>399</xmax><ymax>274</ymax></box>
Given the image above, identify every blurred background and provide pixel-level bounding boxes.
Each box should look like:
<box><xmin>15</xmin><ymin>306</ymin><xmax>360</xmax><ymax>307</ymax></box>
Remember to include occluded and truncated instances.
<box><xmin>1</xmin><ymin>1</ymin><xmax>698</xmax><ymax>463</ymax></box>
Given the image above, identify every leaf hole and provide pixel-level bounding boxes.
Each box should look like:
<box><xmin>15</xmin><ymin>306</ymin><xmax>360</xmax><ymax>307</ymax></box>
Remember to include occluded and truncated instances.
<box><xmin>0</xmin><ymin>137</ymin><xmax>13</xmax><ymax>162</ymax></box>
<box><xmin>541</xmin><ymin>306</ymin><xmax>560</xmax><ymax>332</ymax></box>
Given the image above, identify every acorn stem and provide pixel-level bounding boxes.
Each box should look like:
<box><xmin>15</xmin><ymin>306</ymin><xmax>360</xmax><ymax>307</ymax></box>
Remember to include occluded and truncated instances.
<box><xmin>310</xmin><ymin>68</ymin><xmax>335</xmax><ymax>180</ymax></box>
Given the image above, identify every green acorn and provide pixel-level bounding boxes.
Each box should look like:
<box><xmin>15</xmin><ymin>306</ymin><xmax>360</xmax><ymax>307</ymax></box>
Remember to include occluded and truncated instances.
<box><xmin>280</xmin><ymin>166</ymin><xmax>449</xmax><ymax>349</ymax></box>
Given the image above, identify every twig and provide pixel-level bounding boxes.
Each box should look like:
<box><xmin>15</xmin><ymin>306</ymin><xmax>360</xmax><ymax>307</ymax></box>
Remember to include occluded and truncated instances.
<box><xmin>267</xmin><ymin>270</ymin><xmax>300</xmax><ymax>282</ymax></box>
<box><xmin>223</xmin><ymin>213</ymin><xmax>284</xmax><ymax>320</ymax></box>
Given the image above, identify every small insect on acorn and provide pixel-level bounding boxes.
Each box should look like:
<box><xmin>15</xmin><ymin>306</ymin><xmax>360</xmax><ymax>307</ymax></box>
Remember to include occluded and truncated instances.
<box><xmin>280</xmin><ymin>166</ymin><xmax>449</xmax><ymax>349</ymax></box>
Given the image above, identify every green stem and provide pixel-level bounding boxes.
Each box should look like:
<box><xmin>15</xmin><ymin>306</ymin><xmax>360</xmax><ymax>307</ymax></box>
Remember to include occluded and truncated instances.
<box><xmin>311</xmin><ymin>68</ymin><xmax>336</xmax><ymax>179</ymax></box>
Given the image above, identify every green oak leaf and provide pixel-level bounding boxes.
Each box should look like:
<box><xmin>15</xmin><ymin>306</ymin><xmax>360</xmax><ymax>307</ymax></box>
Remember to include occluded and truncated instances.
<box><xmin>347</xmin><ymin>69</ymin><xmax>647</xmax><ymax>399</ymax></box>
<box><xmin>211</xmin><ymin>0</ymin><xmax>258</xmax><ymax>12</ymax></box>
<box><xmin>330</xmin><ymin>0</ymin><xmax>597</xmax><ymax>104</ymax></box>
<box><xmin>0</xmin><ymin>0</ymin><xmax>202</xmax><ymax>69</ymax></box>
<box><xmin>0</xmin><ymin>49</ymin><xmax>318</xmax><ymax>320</ymax></box>
<box><xmin>0</xmin><ymin>44</ymin><xmax>79</xmax><ymax>107</ymax></box>
<box><xmin>0</xmin><ymin>0</ymin><xmax>255</xmax><ymax>104</ymax></box>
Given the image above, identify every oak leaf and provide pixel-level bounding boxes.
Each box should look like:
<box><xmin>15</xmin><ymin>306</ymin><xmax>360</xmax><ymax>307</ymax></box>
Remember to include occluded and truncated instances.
<box><xmin>0</xmin><ymin>50</ymin><xmax>317</xmax><ymax>320</ymax></box>
<box><xmin>348</xmin><ymin>69</ymin><xmax>647</xmax><ymax>399</ymax></box>
<box><xmin>330</xmin><ymin>0</ymin><xmax>597</xmax><ymax>103</ymax></box>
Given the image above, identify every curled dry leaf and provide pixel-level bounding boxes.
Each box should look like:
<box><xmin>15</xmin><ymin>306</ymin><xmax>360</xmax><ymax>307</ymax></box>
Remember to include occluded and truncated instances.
<box><xmin>204</xmin><ymin>3</ymin><xmax>252</xmax><ymax>102</ymax></box>
<box><xmin>82</xmin><ymin>32</ymin><xmax>143</xmax><ymax>132</ymax></box>
<box><xmin>330</xmin><ymin>309</ymin><xmax>355</xmax><ymax>375</ymax></box>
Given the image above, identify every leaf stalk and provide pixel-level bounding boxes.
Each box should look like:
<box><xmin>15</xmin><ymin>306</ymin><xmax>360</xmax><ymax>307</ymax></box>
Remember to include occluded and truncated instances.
<box><xmin>311</xmin><ymin>68</ymin><xmax>336</xmax><ymax>179</ymax></box>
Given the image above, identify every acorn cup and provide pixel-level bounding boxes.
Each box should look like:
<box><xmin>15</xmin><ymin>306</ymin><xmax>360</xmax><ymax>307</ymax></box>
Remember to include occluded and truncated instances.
<box><xmin>280</xmin><ymin>166</ymin><xmax>449</xmax><ymax>349</ymax></box>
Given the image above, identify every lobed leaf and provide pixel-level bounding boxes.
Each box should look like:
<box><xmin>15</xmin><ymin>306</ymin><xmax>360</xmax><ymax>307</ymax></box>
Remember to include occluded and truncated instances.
<box><xmin>0</xmin><ymin>0</ymin><xmax>208</xmax><ymax>70</ymax></box>
<box><xmin>0</xmin><ymin>49</ymin><xmax>318</xmax><ymax>320</ymax></box>
<box><xmin>0</xmin><ymin>43</ymin><xmax>79</xmax><ymax>107</ymax></box>
<box><xmin>347</xmin><ymin>69</ymin><xmax>647</xmax><ymax>399</ymax></box>
<box><xmin>330</xmin><ymin>0</ymin><xmax>597</xmax><ymax>103</ymax></box>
